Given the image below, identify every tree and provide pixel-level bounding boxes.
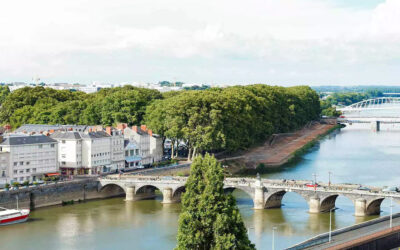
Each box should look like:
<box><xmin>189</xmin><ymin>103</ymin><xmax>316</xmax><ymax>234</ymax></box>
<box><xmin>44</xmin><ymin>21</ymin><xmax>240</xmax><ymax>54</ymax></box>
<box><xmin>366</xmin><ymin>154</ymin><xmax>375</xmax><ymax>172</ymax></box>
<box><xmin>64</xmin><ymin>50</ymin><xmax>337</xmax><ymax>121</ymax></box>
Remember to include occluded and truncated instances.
<box><xmin>176</xmin><ymin>154</ymin><xmax>255</xmax><ymax>250</ymax></box>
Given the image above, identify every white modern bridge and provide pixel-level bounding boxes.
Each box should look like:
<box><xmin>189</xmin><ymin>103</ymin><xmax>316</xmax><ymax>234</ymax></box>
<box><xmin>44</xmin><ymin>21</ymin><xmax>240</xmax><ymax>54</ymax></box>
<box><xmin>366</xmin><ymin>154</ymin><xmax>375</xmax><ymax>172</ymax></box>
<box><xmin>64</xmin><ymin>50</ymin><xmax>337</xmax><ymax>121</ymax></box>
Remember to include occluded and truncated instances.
<box><xmin>99</xmin><ymin>175</ymin><xmax>400</xmax><ymax>217</ymax></box>
<box><xmin>337</xmin><ymin>97</ymin><xmax>400</xmax><ymax>131</ymax></box>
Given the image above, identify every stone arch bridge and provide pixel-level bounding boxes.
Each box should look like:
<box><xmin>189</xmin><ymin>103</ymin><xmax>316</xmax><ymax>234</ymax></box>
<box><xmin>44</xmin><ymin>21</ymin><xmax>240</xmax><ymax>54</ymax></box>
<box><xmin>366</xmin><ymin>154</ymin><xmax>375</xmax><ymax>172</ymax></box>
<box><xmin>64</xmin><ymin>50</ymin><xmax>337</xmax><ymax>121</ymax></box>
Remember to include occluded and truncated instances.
<box><xmin>98</xmin><ymin>175</ymin><xmax>400</xmax><ymax>217</ymax></box>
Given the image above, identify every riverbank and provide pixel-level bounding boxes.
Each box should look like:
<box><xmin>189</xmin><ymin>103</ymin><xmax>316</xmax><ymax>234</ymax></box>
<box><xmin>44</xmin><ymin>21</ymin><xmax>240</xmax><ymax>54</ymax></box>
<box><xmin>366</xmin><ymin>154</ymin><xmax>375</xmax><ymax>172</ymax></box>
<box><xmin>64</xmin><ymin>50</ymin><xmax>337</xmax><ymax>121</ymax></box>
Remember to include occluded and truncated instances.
<box><xmin>223</xmin><ymin>121</ymin><xmax>339</xmax><ymax>174</ymax></box>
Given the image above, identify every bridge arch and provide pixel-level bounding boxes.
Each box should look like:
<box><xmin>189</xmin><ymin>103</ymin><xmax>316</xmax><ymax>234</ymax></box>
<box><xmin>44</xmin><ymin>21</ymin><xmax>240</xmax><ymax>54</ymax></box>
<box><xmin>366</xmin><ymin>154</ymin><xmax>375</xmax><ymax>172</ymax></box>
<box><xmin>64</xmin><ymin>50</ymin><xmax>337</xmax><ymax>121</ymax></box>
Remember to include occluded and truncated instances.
<box><xmin>172</xmin><ymin>186</ymin><xmax>186</xmax><ymax>202</ymax></box>
<box><xmin>98</xmin><ymin>182</ymin><xmax>127</xmax><ymax>198</ymax></box>
<box><xmin>135</xmin><ymin>184</ymin><xmax>163</xmax><ymax>200</ymax></box>
<box><xmin>223</xmin><ymin>186</ymin><xmax>254</xmax><ymax>199</ymax></box>
<box><xmin>366</xmin><ymin>198</ymin><xmax>385</xmax><ymax>215</ymax></box>
<box><xmin>264</xmin><ymin>189</ymin><xmax>309</xmax><ymax>209</ymax></box>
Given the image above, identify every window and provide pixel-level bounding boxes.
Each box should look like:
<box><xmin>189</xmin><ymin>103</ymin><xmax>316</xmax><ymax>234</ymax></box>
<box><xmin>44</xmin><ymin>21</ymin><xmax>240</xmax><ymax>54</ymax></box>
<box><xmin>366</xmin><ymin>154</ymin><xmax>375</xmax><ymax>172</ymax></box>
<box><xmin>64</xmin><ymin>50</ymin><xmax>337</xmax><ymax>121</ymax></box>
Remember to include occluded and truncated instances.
<box><xmin>13</xmin><ymin>162</ymin><xmax>17</xmax><ymax>166</ymax></box>
<box><xmin>61</xmin><ymin>154</ymin><xmax>66</xmax><ymax>158</ymax></box>
<box><xmin>125</xmin><ymin>151</ymin><xmax>128</xmax><ymax>156</ymax></box>
<box><xmin>13</xmin><ymin>170</ymin><xmax>17</xmax><ymax>174</ymax></box>
<box><xmin>39</xmin><ymin>145</ymin><xmax>43</xmax><ymax>149</ymax></box>
<box><xmin>19</xmin><ymin>170</ymin><xmax>23</xmax><ymax>174</ymax></box>
<box><xmin>33</xmin><ymin>176</ymin><xmax>36</xmax><ymax>181</ymax></box>
<box><xmin>26</xmin><ymin>161</ymin><xmax>30</xmax><ymax>165</ymax></box>
<box><xmin>51</xmin><ymin>144</ymin><xmax>55</xmax><ymax>148</ymax></box>
<box><xmin>26</xmin><ymin>169</ymin><xmax>30</xmax><ymax>173</ymax></box>
<box><xmin>20</xmin><ymin>161</ymin><xmax>24</xmax><ymax>165</ymax></box>
<box><xmin>32</xmin><ymin>168</ymin><xmax>36</xmax><ymax>173</ymax></box>
<box><xmin>1</xmin><ymin>171</ymin><xmax>5</xmax><ymax>177</ymax></box>
<box><xmin>62</xmin><ymin>140</ymin><xmax>66</xmax><ymax>144</ymax></box>
<box><xmin>62</xmin><ymin>161</ymin><xmax>66</xmax><ymax>165</ymax></box>
<box><xmin>19</xmin><ymin>177</ymin><xmax>24</xmax><ymax>181</ymax></box>
<box><xmin>130</xmin><ymin>150</ymin><xmax>134</xmax><ymax>156</ymax></box>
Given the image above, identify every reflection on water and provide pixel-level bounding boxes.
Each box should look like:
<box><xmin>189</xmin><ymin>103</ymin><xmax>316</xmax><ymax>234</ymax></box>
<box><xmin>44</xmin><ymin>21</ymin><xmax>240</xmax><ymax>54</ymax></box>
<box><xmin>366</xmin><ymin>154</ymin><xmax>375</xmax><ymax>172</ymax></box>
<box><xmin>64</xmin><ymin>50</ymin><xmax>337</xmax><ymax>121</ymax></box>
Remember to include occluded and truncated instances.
<box><xmin>1</xmin><ymin>126</ymin><xmax>400</xmax><ymax>249</ymax></box>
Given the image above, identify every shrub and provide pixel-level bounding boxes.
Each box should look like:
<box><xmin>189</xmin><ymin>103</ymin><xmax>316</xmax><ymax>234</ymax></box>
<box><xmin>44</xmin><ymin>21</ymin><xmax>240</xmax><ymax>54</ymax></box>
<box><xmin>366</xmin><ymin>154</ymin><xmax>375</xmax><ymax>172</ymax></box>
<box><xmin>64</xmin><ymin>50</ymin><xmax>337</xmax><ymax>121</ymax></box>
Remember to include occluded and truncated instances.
<box><xmin>23</xmin><ymin>180</ymin><xmax>29</xmax><ymax>186</ymax></box>
<box><xmin>4</xmin><ymin>183</ymin><xmax>10</xmax><ymax>189</ymax></box>
<box><xmin>12</xmin><ymin>182</ymin><xmax>20</xmax><ymax>187</ymax></box>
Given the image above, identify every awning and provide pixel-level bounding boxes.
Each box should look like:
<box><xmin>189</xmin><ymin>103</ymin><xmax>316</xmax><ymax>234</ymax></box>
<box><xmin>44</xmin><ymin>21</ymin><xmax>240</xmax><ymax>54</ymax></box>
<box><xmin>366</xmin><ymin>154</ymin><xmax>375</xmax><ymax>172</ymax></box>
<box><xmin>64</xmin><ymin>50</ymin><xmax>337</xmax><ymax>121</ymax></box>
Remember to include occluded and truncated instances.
<box><xmin>45</xmin><ymin>173</ymin><xmax>61</xmax><ymax>177</ymax></box>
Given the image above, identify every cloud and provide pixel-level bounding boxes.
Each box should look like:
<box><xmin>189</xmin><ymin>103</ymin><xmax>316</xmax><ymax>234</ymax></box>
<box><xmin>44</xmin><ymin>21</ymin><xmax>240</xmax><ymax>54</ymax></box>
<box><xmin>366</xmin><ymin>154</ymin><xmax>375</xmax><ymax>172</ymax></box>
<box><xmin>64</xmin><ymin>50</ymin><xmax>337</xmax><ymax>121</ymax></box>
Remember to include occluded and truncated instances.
<box><xmin>0</xmin><ymin>0</ymin><xmax>399</xmax><ymax>84</ymax></box>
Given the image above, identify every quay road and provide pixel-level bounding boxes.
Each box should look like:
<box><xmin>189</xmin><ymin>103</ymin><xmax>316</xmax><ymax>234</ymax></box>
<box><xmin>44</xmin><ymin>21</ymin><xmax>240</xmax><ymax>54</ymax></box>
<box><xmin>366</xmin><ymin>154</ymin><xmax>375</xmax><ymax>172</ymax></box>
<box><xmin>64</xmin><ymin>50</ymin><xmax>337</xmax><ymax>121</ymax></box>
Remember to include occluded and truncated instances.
<box><xmin>288</xmin><ymin>213</ymin><xmax>400</xmax><ymax>249</ymax></box>
<box><xmin>99</xmin><ymin>175</ymin><xmax>400</xmax><ymax>216</ymax></box>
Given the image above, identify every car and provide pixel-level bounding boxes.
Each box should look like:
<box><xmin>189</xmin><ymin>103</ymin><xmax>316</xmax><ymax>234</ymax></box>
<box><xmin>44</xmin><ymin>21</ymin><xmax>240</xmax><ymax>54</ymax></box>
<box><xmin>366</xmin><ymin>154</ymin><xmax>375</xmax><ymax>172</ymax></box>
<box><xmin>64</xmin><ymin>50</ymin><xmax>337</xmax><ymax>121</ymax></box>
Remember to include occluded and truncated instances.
<box><xmin>357</xmin><ymin>186</ymin><xmax>371</xmax><ymax>191</ymax></box>
<box><xmin>305</xmin><ymin>183</ymin><xmax>319</xmax><ymax>188</ymax></box>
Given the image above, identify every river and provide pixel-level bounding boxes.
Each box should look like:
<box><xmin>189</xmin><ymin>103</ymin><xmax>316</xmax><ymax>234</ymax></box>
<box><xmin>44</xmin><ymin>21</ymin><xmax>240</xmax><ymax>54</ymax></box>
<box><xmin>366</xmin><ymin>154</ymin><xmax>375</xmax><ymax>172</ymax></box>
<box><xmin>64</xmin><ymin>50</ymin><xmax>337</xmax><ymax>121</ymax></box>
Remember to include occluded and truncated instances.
<box><xmin>2</xmin><ymin>124</ymin><xmax>400</xmax><ymax>250</ymax></box>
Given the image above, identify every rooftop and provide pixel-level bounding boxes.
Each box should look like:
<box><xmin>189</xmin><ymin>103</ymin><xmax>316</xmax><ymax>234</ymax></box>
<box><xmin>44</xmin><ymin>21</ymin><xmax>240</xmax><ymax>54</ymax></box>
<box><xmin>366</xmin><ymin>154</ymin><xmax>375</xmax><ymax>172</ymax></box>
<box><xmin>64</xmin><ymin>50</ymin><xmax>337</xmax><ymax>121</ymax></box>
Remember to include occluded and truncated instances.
<box><xmin>0</xmin><ymin>135</ymin><xmax>57</xmax><ymax>146</ymax></box>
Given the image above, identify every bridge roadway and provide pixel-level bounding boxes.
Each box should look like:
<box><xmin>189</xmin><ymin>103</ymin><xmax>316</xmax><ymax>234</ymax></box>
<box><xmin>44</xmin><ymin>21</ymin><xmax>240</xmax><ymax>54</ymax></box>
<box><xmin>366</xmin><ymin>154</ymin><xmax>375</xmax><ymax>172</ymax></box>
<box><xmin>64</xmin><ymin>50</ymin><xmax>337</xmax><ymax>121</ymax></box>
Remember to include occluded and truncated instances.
<box><xmin>99</xmin><ymin>175</ymin><xmax>400</xmax><ymax>216</ymax></box>
<box><xmin>288</xmin><ymin>213</ymin><xmax>400</xmax><ymax>249</ymax></box>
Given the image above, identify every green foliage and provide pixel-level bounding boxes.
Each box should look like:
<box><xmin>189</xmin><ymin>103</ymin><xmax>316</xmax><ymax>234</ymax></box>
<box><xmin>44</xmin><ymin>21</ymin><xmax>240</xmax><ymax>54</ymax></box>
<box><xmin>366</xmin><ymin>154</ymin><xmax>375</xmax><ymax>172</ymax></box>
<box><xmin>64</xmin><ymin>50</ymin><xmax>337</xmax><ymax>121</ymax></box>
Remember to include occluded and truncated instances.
<box><xmin>4</xmin><ymin>183</ymin><xmax>10</xmax><ymax>189</ymax></box>
<box><xmin>145</xmin><ymin>85</ymin><xmax>320</xmax><ymax>155</ymax></box>
<box><xmin>23</xmin><ymin>180</ymin><xmax>29</xmax><ymax>186</ymax></box>
<box><xmin>12</xmin><ymin>182</ymin><xmax>20</xmax><ymax>187</ymax></box>
<box><xmin>0</xmin><ymin>86</ymin><xmax>10</xmax><ymax>105</ymax></box>
<box><xmin>0</xmin><ymin>86</ymin><xmax>162</xmax><ymax>128</ymax></box>
<box><xmin>176</xmin><ymin>154</ymin><xmax>255</xmax><ymax>250</ymax></box>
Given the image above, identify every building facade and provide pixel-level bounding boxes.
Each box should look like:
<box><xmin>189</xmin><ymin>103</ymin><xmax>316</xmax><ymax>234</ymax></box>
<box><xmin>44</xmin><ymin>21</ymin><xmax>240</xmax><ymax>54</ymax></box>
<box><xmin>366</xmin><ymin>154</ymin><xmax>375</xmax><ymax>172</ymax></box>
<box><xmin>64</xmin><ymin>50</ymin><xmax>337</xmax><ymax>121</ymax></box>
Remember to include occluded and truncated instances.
<box><xmin>0</xmin><ymin>135</ymin><xmax>58</xmax><ymax>184</ymax></box>
<box><xmin>123</xmin><ymin>125</ymin><xmax>163</xmax><ymax>166</ymax></box>
<box><xmin>51</xmin><ymin>130</ymin><xmax>125</xmax><ymax>175</ymax></box>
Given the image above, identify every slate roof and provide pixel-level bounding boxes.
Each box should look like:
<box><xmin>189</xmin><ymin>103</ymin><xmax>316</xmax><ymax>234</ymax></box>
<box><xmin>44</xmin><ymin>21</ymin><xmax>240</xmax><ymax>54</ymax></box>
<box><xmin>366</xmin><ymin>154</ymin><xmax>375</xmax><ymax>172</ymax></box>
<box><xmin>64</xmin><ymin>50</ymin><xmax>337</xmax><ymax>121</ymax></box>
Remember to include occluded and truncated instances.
<box><xmin>50</xmin><ymin>131</ymin><xmax>82</xmax><ymax>140</ymax></box>
<box><xmin>0</xmin><ymin>135</ymin><xmax>57</xmax><ymax>146</ymax></box>
<box><xmin>50</xmin><ymin>131</ymin><xmax>110</xmax><ymax>140</ymax></box>
<box><xmin>15</xmin><ymin>124</ymin><xmax>88</xmax><ymax>133</ymax></box>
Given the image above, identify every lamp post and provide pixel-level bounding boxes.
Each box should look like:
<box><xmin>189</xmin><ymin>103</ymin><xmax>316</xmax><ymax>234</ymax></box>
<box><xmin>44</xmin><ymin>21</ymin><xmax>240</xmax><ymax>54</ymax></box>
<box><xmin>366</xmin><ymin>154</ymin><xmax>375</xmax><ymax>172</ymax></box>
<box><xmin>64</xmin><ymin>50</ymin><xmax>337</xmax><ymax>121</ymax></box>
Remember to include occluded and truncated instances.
<box><xmin>328</xmin><ymin>171</ymin><xmax>333</xmax><ymax>187</ymax></box>
<box><xmin>329</xmin><ymin>207</ymin><xmax>335</xmax><ymax>242</ymax></box>
<box><xmin>272</xmin><ymin>226</ymin><xmax>277</xmax><ymax>250</ymax></box>
<box><xmin>312</xmin><ymin>173</ymin><xmax>318</xmax><ymax>192</ymax></box>
<box><xmin>390</xmin><ymin>196</ymin><xmax>393</xmax><ymax>228</ymax></box>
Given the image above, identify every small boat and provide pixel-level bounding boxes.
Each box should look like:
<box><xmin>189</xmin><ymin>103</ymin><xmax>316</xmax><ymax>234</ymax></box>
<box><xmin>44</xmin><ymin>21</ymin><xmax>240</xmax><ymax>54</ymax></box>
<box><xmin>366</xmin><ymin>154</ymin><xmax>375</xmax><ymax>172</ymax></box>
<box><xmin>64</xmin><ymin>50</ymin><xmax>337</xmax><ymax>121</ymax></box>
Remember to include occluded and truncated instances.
<box><xmin>0</xmin><ymin>207</ymin><xmax>30</xmax><ymax>226</ymax></box>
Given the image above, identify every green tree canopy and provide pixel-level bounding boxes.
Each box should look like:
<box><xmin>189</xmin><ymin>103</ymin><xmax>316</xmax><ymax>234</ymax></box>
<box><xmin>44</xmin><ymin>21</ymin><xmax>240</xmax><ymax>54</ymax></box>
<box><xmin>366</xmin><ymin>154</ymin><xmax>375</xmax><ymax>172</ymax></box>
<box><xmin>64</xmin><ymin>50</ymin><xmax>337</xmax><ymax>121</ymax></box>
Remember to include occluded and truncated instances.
<box><xmin>176</xmin><ymin>154</ymin><xmax>255</xmax><ymax>250</ymax></box>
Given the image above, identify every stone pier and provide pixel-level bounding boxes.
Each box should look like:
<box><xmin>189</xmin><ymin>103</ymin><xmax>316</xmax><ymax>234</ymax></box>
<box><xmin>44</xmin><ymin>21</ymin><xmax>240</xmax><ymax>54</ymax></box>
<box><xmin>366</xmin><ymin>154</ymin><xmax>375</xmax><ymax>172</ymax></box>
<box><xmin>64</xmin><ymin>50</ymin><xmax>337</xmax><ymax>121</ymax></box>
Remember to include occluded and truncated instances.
<box><xmin>161</xmin><ymin>188</ymin><xmax>174</xmax><ymax>204</ymax></box>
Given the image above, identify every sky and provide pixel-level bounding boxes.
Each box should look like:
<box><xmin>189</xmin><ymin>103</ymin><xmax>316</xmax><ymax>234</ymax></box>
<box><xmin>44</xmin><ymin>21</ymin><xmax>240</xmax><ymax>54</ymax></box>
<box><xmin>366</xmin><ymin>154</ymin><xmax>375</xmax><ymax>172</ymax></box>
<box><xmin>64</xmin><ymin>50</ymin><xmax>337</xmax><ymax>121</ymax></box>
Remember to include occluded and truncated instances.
<box><xmin>0</xmin><ymin>0</ymin><xmax>399</xmax><ymax>86</ymax></box>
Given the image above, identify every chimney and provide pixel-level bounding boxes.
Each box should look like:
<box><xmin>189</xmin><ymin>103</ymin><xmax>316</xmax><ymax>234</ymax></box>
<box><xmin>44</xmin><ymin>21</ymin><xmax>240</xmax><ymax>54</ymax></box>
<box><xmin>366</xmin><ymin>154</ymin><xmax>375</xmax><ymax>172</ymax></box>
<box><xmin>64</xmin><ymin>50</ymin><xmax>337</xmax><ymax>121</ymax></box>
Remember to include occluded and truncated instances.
<box><xmin>49</xmin><ymin>129</ymin><xmax>55</xmax><ymax>134</ymax></box>
<box><xmin>106</xmin><ymin>126</ymin><xmax>112</xmax><ymax>135</ymax></box>
<box><xmin>89</xmin><ymin>128</ymin><xmax>92</xmax><ymax>132</ymax></box>
<box><xmin>148</xmin><ymin>129</ymin><xmax>153</xmax><ymax>137</ymax></box>
<box><xmin>117</xmin><ymin>123</ymin><xmax>127</xmax><ymax>130</ymax></box>
<box><xmin>132</xmin><ymin>126</ymin><xmax>138</xmax><ymax>132</ymax></box>
<box><xmin>140</xmin><ymin>125</ymin><xmax>147</xmax><ymax>131</ymax></box>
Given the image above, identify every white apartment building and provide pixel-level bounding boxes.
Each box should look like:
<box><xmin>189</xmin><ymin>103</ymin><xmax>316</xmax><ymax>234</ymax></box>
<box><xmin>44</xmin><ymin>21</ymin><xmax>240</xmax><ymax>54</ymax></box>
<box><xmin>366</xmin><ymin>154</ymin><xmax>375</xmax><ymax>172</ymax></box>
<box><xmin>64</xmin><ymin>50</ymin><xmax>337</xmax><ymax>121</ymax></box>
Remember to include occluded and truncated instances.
<box><xmin>123</xmin><ymin>125</ymin><xmax>163</xmax><ymax>166</ymax></box>
<box><xmin>108</xmin><ymin>128</ymin><xmax>125</xmax><ymax>171</ymax></box>
<box><xmin>0</xmin><ymin>135</ymin><xmax>58</xmax><ymax>183</ymax></box>
<box><xmin>51</xmin><ymin>130</ymin><xmax>124</xmax><ymax>175</ymax></box>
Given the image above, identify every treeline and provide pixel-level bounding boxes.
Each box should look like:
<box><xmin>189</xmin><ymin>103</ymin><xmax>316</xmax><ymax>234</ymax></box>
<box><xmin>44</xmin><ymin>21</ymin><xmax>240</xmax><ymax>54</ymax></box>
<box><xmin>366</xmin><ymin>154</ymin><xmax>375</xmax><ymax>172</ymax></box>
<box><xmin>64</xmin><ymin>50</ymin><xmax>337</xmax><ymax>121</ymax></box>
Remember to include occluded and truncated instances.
<box><xmin>0</xmin><ymin>85</ymin><xmax>321</xmax><ymax>157</ymax></box>
<box><xmin>144</xmin><ymin>85</ymin><xmax>320</xmax><ymax>158</ymax></box>
<box><xmin>0</xmin><ymin>86</ymin><xmax>161</xmax><ymax>128</ymax></box>
<box><xmin>313</xmin><ymin>85</ymin><xmax>398</xmax><ymax>93</ymax></box>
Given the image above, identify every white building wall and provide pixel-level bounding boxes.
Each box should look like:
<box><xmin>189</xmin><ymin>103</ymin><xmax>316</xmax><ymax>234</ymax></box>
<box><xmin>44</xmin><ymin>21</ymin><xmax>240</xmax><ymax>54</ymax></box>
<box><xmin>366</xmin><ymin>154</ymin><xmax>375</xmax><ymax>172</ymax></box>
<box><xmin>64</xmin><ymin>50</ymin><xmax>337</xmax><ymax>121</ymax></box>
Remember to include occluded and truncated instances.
<box><xmin>2</xmin><ymin>142</ymin><xmax>58</xmax><ymax>183</ymax></box>
<box><xmin>58</xmin><ymin>140</ymin><xmax>82</xmax><ymax>169</ymax></box>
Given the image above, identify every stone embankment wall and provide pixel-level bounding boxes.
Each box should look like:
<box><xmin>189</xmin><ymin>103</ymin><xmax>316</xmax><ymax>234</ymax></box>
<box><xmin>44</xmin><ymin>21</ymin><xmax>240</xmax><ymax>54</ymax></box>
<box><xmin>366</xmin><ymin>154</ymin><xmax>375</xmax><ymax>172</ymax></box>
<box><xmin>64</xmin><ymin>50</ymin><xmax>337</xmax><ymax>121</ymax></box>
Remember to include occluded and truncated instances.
<box><xmin>0</xmin><ymin>179</ymin><xmax>124</xmax><ymax>210</ymax></box>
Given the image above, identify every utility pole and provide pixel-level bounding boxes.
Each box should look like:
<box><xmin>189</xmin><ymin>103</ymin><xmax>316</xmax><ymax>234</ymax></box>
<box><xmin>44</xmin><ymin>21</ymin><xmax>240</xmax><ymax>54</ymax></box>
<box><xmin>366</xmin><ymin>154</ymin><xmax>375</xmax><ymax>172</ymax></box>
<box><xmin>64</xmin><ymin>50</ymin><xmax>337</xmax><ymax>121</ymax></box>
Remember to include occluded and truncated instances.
<box><xmin>272</xmin><ymin>226</ymin><xmax>277</xmax><ymax>250</ymax></box>
<box><xmin>329</xmin><ymin>207</ymin><xmax>334</xmax><ymax>242</ymax></box>
<box><xmin>312</xmin><ymin>173</ymin><xmax>318</xmax><ymax>192</ymax></box>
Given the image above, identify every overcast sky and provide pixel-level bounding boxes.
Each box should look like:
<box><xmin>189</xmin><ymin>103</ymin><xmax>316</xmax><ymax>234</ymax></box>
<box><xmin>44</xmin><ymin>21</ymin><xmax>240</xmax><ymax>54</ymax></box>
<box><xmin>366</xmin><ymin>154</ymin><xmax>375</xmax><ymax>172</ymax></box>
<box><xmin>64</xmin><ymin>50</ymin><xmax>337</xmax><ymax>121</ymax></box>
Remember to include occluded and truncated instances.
<box><xmin>0</xmin><ymin>0</ymin><xmax>399</xmax><ymax>85</ymax></box>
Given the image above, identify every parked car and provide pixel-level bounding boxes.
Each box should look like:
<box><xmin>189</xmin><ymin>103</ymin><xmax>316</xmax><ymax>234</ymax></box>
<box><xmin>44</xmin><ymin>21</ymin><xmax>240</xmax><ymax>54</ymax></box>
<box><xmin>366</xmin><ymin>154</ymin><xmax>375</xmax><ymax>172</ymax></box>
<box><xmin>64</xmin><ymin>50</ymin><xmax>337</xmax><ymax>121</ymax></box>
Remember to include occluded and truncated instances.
<box><xmin>305</xmin><ymin>183</ymin><xmax>319</xmax><ymax>188</ymax></box>
<box><xmin>357</xmin><ymin>186</ymin><xmax>371</xmax><ymax>191</ymax></box>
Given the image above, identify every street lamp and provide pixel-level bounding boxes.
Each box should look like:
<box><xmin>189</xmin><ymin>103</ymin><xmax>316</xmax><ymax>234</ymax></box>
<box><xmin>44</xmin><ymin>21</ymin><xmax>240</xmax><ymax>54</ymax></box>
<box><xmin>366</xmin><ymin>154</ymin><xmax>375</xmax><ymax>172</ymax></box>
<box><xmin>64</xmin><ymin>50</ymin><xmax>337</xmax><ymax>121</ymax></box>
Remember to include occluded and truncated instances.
<box><xmin>272</xmin><ymin>226</ymin><xmax>277</xmax><ymax>250</ymax></box>
<box><xmin>328</xmin><ymin>171</ymin><xmax>333</xmax><ymax>187</ymax></box>
<box><xmin>329</xmin><ymin>207</ymin><xmax>335</xmax><ymax>242</ymax></box>
<box><xmin>312</xmin><ymin>173</ymin><xmax>318</xmax><ymax>192</ymax></box>
<box><xmin>390</xmin><ymin>196</ymin><xmax>393</xmax><ymax>228</ymax></box>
